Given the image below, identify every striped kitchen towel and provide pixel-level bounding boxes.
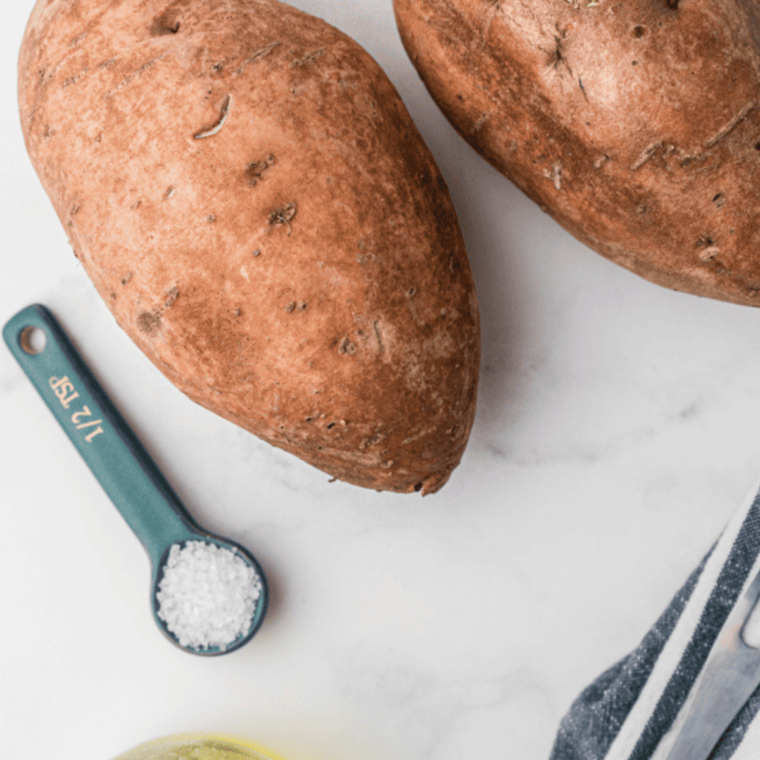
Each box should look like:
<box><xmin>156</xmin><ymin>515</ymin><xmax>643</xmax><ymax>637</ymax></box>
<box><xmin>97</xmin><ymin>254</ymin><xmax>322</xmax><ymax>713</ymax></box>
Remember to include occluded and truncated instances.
<box><xmin>549</xmin><ymin>478</ymin><xmax>760</xmax><ymax>760</ymax></box>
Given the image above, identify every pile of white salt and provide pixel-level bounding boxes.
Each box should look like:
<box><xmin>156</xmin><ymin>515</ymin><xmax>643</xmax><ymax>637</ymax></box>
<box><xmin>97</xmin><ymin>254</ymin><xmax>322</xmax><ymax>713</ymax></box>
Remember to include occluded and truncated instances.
<box><xmin>156</xmin><ymin>541</ymin><xmax>263</xmax><ymax>651</ymax></box>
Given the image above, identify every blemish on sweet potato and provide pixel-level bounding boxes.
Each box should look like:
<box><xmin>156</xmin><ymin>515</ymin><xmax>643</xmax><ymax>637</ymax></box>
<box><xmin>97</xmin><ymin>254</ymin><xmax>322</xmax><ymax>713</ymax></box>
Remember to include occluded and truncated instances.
<box><xmin>268</xmin><ymin>202</ymin><xmax>296</xmax><ymax>234</ymax></box>
<box><xmin>700</xmin><ymin>101</ymin><xmax>757</xmax><ymax>151</ymax></box>
<box><xmin>360</xmin><ymin>430</ymin><xmax>386</xmax><ymax>450</ymax></box>
<box><xmin>699</xmin><ymin>246</ymin><xmax>721</xmax><ymax>262</ymax></box>
<box><xmin>164</xmin><ymin>286</ymin><xmax>179</xmax><ymax>308</ymax></box>
<box><xmin>68</xmin><ymin>32</ymin><xmax>88</xmax><ymax>48</ymax></box>
<box><xmin>544</xmin><ymin>162</ymin><xmax>562</xmax><ymax>190</ymax></box>
<box><xmin>291</xmin><ymin>48</ymin><xmax>325</xmax><ymax>67</ymax></box>
<box><xmin>62</xmin><ymin>69</ymin><xmax>88</xmax><ymax>89</ymax></box>
<box><xmin>472</xmin><ymin>111</ymin><xmax>491</xmax><ymax>132</ymax></box>
<box><xmin>245</xmin><ymin>154</ymin><xmax>276</xmax><ymax>186</ymax></box>
<box><xmin>548</xmin><ymin>26</ymin><xmax>573</xmax><ymax>75</ymax></box>
<box><xmin>593</xmin><ymin>154</ymin><xmax>610</xmax><ymax>170</ymax></box>
<box><xmin>194</xmin><ymin>94</ymin><xmax>231</xmax><ymax>139</ymax></box>
<box><xmin>137</xmin><ymin>311</ymin><xmax>161</xmax><ymax>334</ymax></box>
<box><xmin>150</xmin><ymin>12</ymin><xmax>181</xmax><ymax>36</ymax></box>
<box><xmin>549</xmin><ymin>39</ymin><xmax>565</xmax><ymax>71</ymax></box>
<box><xmin>232</xmin><ymin>41</ymin><xmax>282</xmax><ymax>77</ymax></box>
<box><xmin>338</xmin><ymin>337</ymin><xmax>357</xmax><ymax>355</ymax></box>
<box><xmin>105</xmin><ymin>56</ymin><xmax>165</xmax><ymax>98</ymax></box>
<box><xmin>372</xmin><ymin>321</ymin><xmax>386</xmax><ymax>356</ymax></box>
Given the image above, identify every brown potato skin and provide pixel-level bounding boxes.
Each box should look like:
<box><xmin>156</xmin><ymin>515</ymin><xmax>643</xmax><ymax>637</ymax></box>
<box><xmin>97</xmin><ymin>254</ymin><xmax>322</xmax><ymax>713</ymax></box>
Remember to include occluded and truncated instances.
<box><xmin>19</xmin><ymin>0</ymin><xmax>480</xmax><ymax>494</ymax></box>
<box><xmin>394</xmin><ymin>0</ymin><xmax>760</xmax><ymax>305</ymax></box>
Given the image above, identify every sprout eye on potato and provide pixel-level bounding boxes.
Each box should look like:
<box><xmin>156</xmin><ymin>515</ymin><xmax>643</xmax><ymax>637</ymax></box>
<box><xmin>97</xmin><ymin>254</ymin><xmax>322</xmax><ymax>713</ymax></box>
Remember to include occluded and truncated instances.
<box><xmin>19</xmin><ymin>0</ymin><xmax>480</xmax><ymax>494</ymax></box>
<box><xmin>394</xmin><ymin>0</ymin><xmax>760</xmax><ymax>306</ymax></box>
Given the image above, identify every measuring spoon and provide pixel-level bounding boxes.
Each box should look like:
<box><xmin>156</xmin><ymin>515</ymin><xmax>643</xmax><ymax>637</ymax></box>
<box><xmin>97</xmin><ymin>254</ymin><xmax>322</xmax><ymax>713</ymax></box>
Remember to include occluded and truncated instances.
<box><xmin>3</xmin><ymin>304</ymin><xmax>268</xmax><ymax>655</ymax></box>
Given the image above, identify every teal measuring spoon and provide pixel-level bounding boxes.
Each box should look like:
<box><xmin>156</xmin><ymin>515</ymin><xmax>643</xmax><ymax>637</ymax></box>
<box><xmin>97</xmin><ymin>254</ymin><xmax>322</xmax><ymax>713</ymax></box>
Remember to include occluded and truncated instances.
<box><xmin>3</xmin><ymin>304</ymin><xmax>268</xmax><ymax>655</ymax></box>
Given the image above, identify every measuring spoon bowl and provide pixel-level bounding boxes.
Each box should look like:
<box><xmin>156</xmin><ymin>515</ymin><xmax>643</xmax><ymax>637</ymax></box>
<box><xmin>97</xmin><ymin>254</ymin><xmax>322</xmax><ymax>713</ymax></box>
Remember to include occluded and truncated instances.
<box><xmin>151</xmin><ymin>534</ymin><xmax>268</xmax><ymax>655</ymax></box>
<box><xmin>3</xmin><ymin>304</ymin><xmax>268</xmax><ymax>655</ymax></box>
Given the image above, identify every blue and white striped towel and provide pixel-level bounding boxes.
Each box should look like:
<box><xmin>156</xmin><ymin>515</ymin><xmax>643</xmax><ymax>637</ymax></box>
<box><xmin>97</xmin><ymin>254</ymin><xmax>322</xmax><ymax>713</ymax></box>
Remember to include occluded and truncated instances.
<box><xmin>549</xmin><ymin>479</ymin><xmax>760</xmax><ymax>760</ymax></box>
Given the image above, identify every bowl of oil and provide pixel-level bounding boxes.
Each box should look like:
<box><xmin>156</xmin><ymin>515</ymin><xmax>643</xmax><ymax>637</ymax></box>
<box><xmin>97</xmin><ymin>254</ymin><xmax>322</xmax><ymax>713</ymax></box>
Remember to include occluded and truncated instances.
<box><xmin>112</xmin><ymin>733</ymin><xmax>286</xmax><ymax>760</ymax></box>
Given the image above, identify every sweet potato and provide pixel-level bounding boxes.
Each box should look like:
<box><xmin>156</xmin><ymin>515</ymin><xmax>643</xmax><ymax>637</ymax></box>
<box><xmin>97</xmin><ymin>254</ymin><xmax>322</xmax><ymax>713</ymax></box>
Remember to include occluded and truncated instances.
<box><xmin>18</xmin><ymin>0</ymin><xmax>480</xmax><ymax>494</ymax></box>
<box><xmin>394</xmin><ymin>0</ymin><xmax>760</xmax><ymax>305</ymax></box>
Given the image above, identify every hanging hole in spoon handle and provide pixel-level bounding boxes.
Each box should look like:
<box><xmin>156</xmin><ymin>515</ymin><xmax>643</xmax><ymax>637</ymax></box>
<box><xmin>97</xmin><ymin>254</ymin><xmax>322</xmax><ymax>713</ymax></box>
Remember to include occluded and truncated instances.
<box><xmin>3</xmin><ymin>304</ymin><xmax>268</xmax><ymax>655</ymax></box>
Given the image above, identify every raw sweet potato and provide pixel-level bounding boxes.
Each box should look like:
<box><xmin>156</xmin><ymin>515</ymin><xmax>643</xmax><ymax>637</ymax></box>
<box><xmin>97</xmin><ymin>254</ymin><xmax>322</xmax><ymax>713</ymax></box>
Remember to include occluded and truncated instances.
<box><xmin>18</xmin><ymin>0</ymin><xmax>480</xmax><ymax>494</ymax></box>
<box><xmin>394</xmin><ymin>0</ymin><xmax>760</xmax><ymax>305</ymax></box>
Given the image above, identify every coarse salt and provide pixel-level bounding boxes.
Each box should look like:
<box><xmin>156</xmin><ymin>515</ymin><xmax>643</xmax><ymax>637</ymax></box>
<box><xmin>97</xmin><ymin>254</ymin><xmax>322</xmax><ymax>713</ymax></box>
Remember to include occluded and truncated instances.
<box><xmin>156</xmin><ymin>541</ymin><xmax>263</xmax><ymax>651</ymax></box>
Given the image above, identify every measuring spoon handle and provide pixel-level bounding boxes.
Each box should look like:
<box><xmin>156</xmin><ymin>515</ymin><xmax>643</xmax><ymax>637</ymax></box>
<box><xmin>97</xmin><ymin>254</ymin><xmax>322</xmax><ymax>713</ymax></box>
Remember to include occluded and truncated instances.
<box><xmin>3</xmin><ymin>304</ymin><xmax>195</xmax><ymax>560</ymax></box>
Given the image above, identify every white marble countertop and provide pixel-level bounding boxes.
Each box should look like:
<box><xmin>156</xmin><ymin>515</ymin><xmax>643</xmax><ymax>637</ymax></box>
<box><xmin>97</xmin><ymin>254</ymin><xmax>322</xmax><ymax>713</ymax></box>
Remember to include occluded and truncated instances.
<box><xmin>3</xmin><ymin>2</ymin><xmax>760</xmax><ymax>759</ymax></box>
